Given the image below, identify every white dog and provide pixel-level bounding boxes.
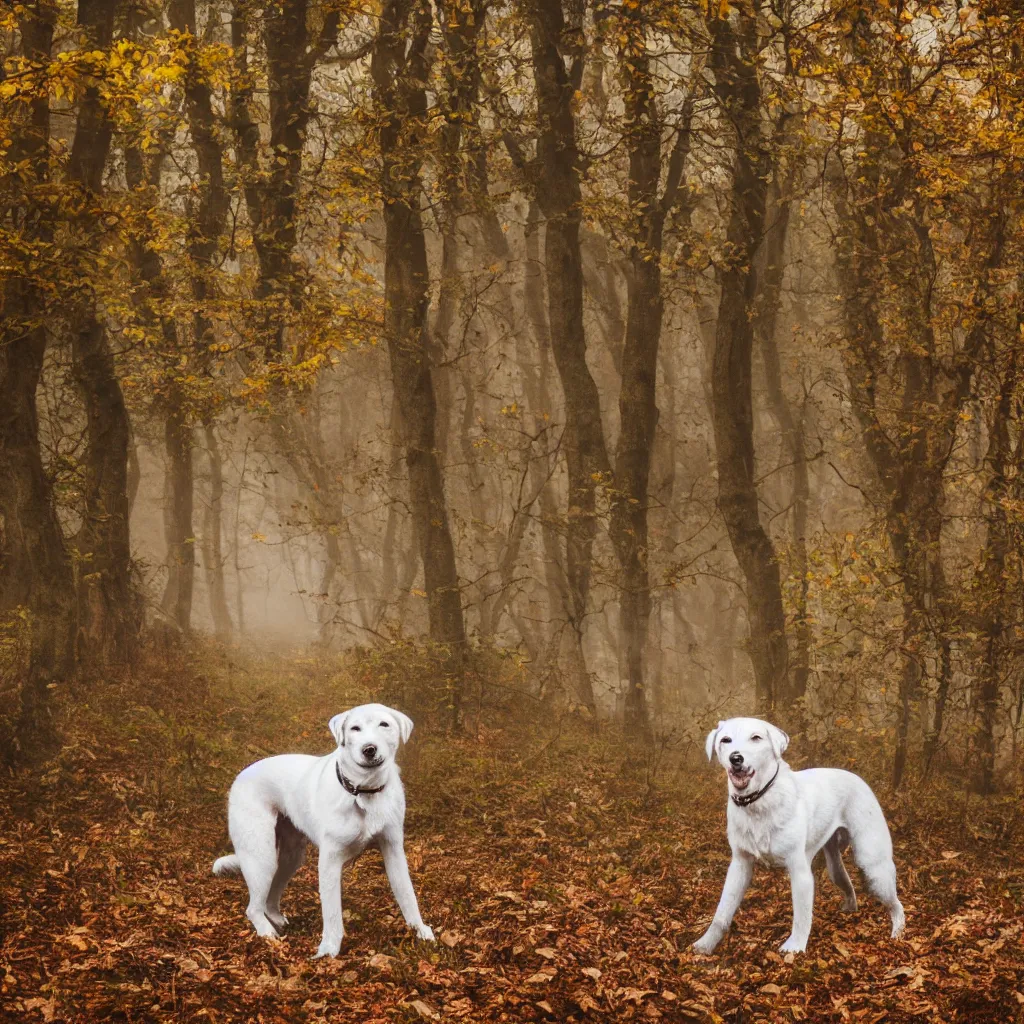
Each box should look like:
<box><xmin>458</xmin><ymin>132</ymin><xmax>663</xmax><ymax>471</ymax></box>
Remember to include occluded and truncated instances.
<box><xmin>212</xmin><ymin>703</ymin><xmax>434</xmax><ymax>958</ymax></box>
<box><xmin>693</xmin><ymin>717</ymin><xmax>905</xmax><ymax>954</ymax></box>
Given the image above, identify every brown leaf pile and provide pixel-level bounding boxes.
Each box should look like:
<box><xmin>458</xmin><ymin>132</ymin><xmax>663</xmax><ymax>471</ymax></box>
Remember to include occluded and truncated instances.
<box><xmin>1</xmin><ymin>653</ymin><xmax>1022</xmax><ymax>1023</ymax></box>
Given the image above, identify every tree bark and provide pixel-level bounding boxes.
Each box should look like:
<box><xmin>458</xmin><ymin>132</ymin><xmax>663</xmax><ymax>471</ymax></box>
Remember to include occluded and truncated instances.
<box><xmin>123</xmin><ymin>142</ymin><xmax>197</xmax><ymax>635</ymax></box>
<box><xmin>608</xmin><ymin>20</ymin><xmax>694</xmax><ymax>739</ymax></box>
<box><xmin>160</xmin><ymin>412</ymin><xmax>195</xmax><ymax>631</ymax></box>
<box><xmin>522</xmin><ymin>202</ymin><xmax>592</xmax><ymax>710</ymax></box>
<box><xmin>65</xmin><ymin>0</ymin><xmax>137</xmax><ymax>665</ymax></box>
<box><xmin>64</xmin><ymin>0</ymin><xmax>137</xmax><ymax>663</ymax></box>
<box><xmin>201</xmin><ymin>424</ymin><xmax>234</xmax><ymax>640</ymax></box>
<box><xmin>170</xmin><ymin>0</ymin><xmax>230</xmax><ymax>309</ymax></box>
<box><xmin>170</xmin><ymin>0</ymin><xmax>231</xmax><ymax>361</ymax></box>
<box><xmin>372</xmin><ymin>0</ymin><xmax>466</xmax><ymax>720</ymax></box>
<box><xmin>165</xmin><ymin>0</ymin><xmax>233</xmax><ymax>632</ymax></box>
<box><xmin>522</xmin><ymin>0</ymin><xmax>612</xmax><ymax>704</ymax></box>
<box><xmin>0</xmin><ymin>0</ymin><xmax>76</xmax><ymax>745</ymax></box>
<box><xmin>708</xmin><ymin>8</ymin><xmax>789</xmax><ymax>712</ymax></box>
<box><xmin>970</xmin><ymin>349</ymin><xmax>1020</xmax><ymax>792</ymax></box>
<box><xmin>71</xmin><ymin>317</ymin><xmax>135</xmax><ymax>661</ymax></box>
<box><xmin>231</xmin><ymin>0</ymin><xmax>343</xmax><ymax>357</ymax></box>
<box><xmin>755</xmin><ymin>177</ymin><xmax>810</xmax><ymax>706</ymax></box>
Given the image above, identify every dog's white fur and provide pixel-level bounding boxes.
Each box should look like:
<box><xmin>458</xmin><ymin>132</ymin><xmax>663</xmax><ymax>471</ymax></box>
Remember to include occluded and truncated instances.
<box><xmin>693</xmin><ymin>717</ymin><xmax>905</xmax><ymax>954</ymax></box>
<box><xmin>212</xmin><ymin>702</ymin><xmax>434</xmax><ymax>958</ymax></box>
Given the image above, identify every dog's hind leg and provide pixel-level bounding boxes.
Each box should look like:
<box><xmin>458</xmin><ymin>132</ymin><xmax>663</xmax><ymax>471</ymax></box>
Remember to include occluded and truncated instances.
<box><xmin>230</xmin><ymin>803</ymin><xmax>282</xmax><ymax>939</ymax></box>
<box><xmin>857</xmin><ymin>852</ymin><xmax>905</xmax><ymax>938</ymax></box>
<box><xmin>266</xmin><ymin>816</ymin><xmax>306</xmax><ymax>932</ymax></box>
<box><xmin>823</xmin><ymin>829</ymin><xmax>857</xmax><ymax>912</ymax></box>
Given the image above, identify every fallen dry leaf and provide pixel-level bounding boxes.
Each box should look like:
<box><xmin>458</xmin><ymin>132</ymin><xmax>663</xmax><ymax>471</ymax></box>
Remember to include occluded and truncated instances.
<box><xmin>4</xmin><ymin>652</ymin><xmax>1022</xmax><ymax>1024</ymax></box>
<box><xmin>23</xmin><ymin>997</ymin><xmax>57</xmax><ymax>1022</ymax></box>
<box><xmin>620</xmin><ymin>987</ymin><xmax>656</xmax><ymax>1004</ymax></box>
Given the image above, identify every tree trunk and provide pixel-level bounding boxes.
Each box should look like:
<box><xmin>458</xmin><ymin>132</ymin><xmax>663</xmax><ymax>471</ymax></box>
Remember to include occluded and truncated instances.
<box><xmin>756</xmin><ymin>178</ymin><xmax>810</xmax><ymax>706</ymax></box>
<box><xmin>67</xmin><ymin>0</ymin><xmax>137</xmax><ymax>665</ymax></box>
<box><xmin>886</xmin><ymin>463</ymin><xmax>947</xmax><ymax>788</ymax></box>
<box><xmin>232</xmin><ymin>453</ymin><xmax>247</xmax><ymax>636</ymax></box>
<box><xmin>123</xmin><ymin>142</ymin><xmax>196</xmax><ymax>635</ymax></box>
<box><xmin>376</xmin><ymin>401</ymin><xmax>408</xmax><ymax>630</ymax></box>
<box><xmin>160</xmin><ymin>412</ymin><xmax>195</xmax><ymax>631</ymax></box>
<box><xmin>708</xmin><ymin>9</ymin><xmax>788</xmax><ymax>712</ymax></box>
<box><xmin>71</xmin><ymin>319</ymin><xmax>135</xmax><ymax>662</ymax></box>
<box><xmin>231</xmin><ymin>0</ymin><xmax>341</xmax><ymax>358</ymax></box>
<box><xmin>170</xmin><ymin>0</ymin><xmax>230</xmax><ymax>314</ymax></box>
<box><xmin>522</xmin><ymin>202</ymin><xmax>593</xmax><ymax>710</ymax></box>
<box><xmin>0</xmin><ymin>0</ymin><xmax>76</xmax><ymax>745</ymax></box>
<box><xmin>201</xmin><ymin>424</ymin><xmax>234</xmax><ymax>640</ymax></box>
<box><xmin>127</xmin><ymin>432</ymin><xmax>141</xmax><ymax>518</ymax></box>
<box><xmin>608</xmin><ymin>23</ymin><xmax>694</xmax><ymax>739</ymax></box>
<box><xmin>372</xmin><ymin>0</ymin><xmax>466</xmax><ymax>721</ymax></box>
<box><xmin>316</xmin><ymin>530</ymin><xmax>342</xmax><ymax>643</ymax></box>
<box><xmin>0</xmin><ymin>330</ymin><xmax>77</xmax><ymax>743</ymax></box>
<box><xmin>524</xmin><ymin>0</ymin><xmax>612</xmax><ymax>703</ymax></box>
<box><xmin>970</xmin><ymin>350</ymin><xmax>1019</xmax><ymax>792</ymax></box>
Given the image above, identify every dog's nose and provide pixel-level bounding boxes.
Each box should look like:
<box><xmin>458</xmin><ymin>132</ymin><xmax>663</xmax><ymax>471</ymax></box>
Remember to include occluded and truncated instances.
<box><xmin>362</xmin><ymin>744</ymin><xmax>378</xmax><ymax>761</ymax></box>
<box><xmin>729</xmin><ymin>752</ymin><xmax>744</xmax><ymax>767</ymax></box>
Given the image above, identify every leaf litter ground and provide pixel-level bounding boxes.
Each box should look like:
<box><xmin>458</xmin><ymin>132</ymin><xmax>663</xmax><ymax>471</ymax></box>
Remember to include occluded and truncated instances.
<box><xmin>1</xmin><ymin>648</ymin><xmax>1022</xmax><ymax>1023</ymax></box>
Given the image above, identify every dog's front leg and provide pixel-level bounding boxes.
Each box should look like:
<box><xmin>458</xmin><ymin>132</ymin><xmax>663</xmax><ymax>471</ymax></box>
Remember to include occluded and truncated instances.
<box><xmin>380</xmin><ymin>833</ymin><xmax>434</xmax><ymax>941</ymax></box>
<box><xmin>779</xmin><ymin>856</ymin><xmax>815</xmax><ymax>953</ymax></box>
<box><xmin>313</xmin><ymin>845</ymin><xmax>345</xmax><ymax>959</ymax></box>
<box><xmin>692</xmin><ymin>854</ymin><xmax>753</xmax><ymax>954</ymax></box>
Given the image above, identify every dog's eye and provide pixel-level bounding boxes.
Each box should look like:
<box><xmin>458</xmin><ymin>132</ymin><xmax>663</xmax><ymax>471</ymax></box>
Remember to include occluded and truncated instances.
<box><xmin>720</xmin><ymin>737</ymin><xmax>732</xmax><ymax>745</ymax></box>
<box><xmin>380</xmin><ymin>721</ymin><xmax>389</xmax><ymax>728</ymax></box>
<box><xmin>350</xmin><ymin>725</ymin><xmax>362</xmax><ymax>732</ymax></box>
<box><xmin>751</xmin><ymin>735</ymin><xmax>762</xmax><ymax>742</ymax></box>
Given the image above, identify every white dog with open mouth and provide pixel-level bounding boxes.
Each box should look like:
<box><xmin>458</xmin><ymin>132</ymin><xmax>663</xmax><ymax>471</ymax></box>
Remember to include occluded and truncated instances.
<box><xmin>693</xmin><ymin>717</ymin><xmax>905</xmax><ymax>954</ymax></box>
<box><xmin>212</xmin><ymin>703</ymin><xmax>434</xmax><ymax>958</ymax></box>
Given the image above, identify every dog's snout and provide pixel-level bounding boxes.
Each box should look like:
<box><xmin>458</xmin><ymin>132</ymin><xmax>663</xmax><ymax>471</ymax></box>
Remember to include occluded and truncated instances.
<box><xmin>729</xmin><ymin>752</ymin><xmax>744</xmax><ymax>767</ymax></box>
<box><xmin>362</xmin><ymin>744</ymin><xmax>378</xmax><ymax>761</ymax></box>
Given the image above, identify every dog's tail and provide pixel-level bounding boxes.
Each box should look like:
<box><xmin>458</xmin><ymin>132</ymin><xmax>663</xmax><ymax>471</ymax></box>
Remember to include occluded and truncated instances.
<box><xmin>212</xmin><ymin>854</ymin><xmax>241</xmax><ymax>877</ymax></box>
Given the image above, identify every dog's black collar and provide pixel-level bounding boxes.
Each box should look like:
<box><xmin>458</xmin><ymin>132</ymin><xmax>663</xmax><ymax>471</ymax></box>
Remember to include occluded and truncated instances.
<box><xmin>336</xmin><ymin>761</ymin><xmax>386</xmax><ymax>797</ymax></box>
<box><xmin>731</xmin><ymin>764</ymin><xmax>780</xmax><ymax>808</ymax></box>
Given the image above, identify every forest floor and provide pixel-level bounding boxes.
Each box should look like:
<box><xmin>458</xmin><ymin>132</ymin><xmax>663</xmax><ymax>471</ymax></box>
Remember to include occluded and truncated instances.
<box><xmin>2</xmin><ymin>643</ymin><xmax>1023</xmax><ymax>1024</ymax></box>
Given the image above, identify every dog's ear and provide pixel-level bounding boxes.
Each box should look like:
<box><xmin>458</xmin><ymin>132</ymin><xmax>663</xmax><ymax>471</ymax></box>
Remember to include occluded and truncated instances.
<box><xmin>705</xmin><ymin>722</ymin><xmax>723</xmax><ymax>762</ymax></box>
<box><xmin>328</xmin><ymin>710</ymin><xmax>350</xmax><ymax>748</ymax></box>
<box><xmin>391</xmin><ymin>710</ymin><xmax>414</xmax><ymax>745</ymax></box>
<box><xmin>766</xmin><ymin>722</ymin><xmax>790</xmax><ymax>759</ymax></box>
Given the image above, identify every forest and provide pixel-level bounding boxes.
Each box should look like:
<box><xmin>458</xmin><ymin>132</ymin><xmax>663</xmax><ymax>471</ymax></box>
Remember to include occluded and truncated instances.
<box><xmin>1</xmin><ymin>0</ymin><xmax>1023</xmax><ymax>1020</ymax></box>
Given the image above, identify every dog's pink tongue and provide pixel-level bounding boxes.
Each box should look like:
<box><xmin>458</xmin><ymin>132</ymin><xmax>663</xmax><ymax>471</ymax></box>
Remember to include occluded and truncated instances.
<box><xmin>730</xmin><ymin>772</ymin><xmax>751</xmax><ymax>790</ymax></box>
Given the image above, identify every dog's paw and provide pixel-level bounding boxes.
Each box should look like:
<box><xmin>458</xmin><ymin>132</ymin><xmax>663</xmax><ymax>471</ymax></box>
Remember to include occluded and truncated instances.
<box><xmin>840</xmin><ymin>898</ymin><xmax>857</xmax><ymax>914</ymax></box>
<box><xmin>266</xmin><ymin>911</ymin><xmax>289</xmax><ymax>931</ymax></box>
<box><xmin>413</xmin><ymin>924</ymin><xmax>435</xmax><ymax>941</ymax></box>
<box><xmin>691</xmin><ymin>933</ymin><xmax>719</xmax><ymax>955</ymax></box>
<box><xmin>312</xmin><ymin>938</ymin><xmax>342</xmax><ymax>959</ymax></box>
<box><xmin>250</xmin><ymin>916</ymin><xmax>282</xmax><ymax>940</ymax></box>
<box><xmin>778</xmin><ymin>936</ymin><xmax>807</xmax><ymax>954</ymax></box>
